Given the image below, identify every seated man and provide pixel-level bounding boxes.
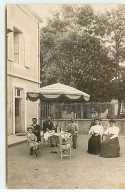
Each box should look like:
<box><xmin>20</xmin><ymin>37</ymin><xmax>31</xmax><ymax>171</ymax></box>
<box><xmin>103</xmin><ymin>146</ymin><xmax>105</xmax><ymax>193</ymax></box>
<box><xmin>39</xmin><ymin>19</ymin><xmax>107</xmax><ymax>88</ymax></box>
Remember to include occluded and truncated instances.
<box><xmin>67</xmin><ymin>118</ymin><xmax>79</xmax><ymax>149</ymax></box>
<box><xmin>32</xmin><ymin>118</ymin><xmax>41</xmax><ymax>142</ymax></box>
<box><xmin>43</xmin><ymin>116</ymin><xmax>57</xmax><ymax>147</ymax></box>
<box><xmin>43</xmin><ymin>117</ymin><xmax>54</xmax><ymax>133</ymax></box>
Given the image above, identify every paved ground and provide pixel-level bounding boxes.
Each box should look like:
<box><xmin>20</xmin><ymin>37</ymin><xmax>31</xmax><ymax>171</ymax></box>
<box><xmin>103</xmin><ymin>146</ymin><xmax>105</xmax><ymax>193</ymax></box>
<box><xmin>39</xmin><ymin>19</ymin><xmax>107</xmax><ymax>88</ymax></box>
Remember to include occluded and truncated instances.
<box><xmin>7</xmin><ymin>135</ymin><xmax>125</xmax><ymax>189</ymax></box>
<box><xmin>8</xmin><ymin>134</ymin><xmax>27</xmax><ymax>147</ymax></box>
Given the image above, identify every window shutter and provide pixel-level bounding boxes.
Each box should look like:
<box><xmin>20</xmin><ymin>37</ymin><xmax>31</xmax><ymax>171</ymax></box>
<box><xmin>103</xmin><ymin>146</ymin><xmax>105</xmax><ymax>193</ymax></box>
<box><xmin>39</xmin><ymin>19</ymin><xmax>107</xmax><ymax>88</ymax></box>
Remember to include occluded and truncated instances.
<box><xmin>7</xmin><ymin>32</ymin><xmax>14</xmax><ymax>61</ymax></box>
<box><xmin>24</xmin><ymin>34</ymin><xmax>31</xmax><ymax>68</ymax></box>
<box><xmin>19</xmin><ymin>33</ymin><xmax>25</xmax><ymax>65</ymax></box>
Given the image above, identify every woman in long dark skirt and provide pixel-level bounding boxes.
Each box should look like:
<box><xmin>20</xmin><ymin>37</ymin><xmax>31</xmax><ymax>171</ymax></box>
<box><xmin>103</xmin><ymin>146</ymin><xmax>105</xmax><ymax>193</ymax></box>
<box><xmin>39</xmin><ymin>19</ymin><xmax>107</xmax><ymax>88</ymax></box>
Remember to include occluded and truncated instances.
<box><xmin>100</xmin><ymin>119</ymin><xmax>120</xmax><ymax>158</ymax></box>
<box><xmin>87</xmin><ymin>118</ymin><xmax>103</xmax><ymax>155</ymax></box>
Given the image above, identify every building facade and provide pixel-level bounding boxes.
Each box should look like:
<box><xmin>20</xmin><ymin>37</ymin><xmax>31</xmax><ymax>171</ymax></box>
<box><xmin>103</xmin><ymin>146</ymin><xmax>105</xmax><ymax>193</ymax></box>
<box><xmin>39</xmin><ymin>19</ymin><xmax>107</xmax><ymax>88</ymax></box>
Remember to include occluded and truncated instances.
<box><xmin>7</xmin><ymin>5</ymin><xmax>42</xmax><ymax>135</ymax></box>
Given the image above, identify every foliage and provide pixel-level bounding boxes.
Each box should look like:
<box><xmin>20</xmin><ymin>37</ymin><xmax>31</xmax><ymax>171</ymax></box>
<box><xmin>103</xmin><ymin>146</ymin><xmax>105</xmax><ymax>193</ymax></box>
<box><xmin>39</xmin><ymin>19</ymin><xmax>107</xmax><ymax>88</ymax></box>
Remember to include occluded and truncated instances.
<box><xmin>40</xmin><ymin>5</ymin><xmax>125</xmax><ymax>104</ymax></box>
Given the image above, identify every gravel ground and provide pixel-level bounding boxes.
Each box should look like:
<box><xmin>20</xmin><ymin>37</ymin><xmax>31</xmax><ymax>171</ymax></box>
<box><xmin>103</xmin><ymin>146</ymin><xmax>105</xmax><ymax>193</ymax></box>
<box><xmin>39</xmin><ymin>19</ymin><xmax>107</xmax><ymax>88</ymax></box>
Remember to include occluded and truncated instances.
<box><xmin>7</xmin><ymin>135</ymin><xmax>125</xmax><ymax>189</ymax></box>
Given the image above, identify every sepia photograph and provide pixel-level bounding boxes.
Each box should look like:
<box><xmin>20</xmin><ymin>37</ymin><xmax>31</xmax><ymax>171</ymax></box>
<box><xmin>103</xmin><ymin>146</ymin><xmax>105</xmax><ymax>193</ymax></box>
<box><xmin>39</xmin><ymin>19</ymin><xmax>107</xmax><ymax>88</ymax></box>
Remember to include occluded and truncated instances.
<box><xmin>6</xmin><ymin>3</ymin><xmax>125</xmax><ymax>189</ymax></box>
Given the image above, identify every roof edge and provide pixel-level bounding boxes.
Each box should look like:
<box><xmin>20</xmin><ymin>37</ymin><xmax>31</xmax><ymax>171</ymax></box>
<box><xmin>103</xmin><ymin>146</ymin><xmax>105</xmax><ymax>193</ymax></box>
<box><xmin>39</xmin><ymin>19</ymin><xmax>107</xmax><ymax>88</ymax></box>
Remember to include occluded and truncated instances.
<box><xmin>16</xmin><ymin>4</ymin><xmax>43</xmax><ymax>23</ymax></box>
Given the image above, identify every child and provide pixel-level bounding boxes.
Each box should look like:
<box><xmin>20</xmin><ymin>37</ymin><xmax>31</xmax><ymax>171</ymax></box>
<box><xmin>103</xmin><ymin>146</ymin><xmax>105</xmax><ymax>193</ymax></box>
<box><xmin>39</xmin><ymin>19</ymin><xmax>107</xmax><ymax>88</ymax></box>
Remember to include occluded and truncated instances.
<box><xmin>27</xmin><ymin>126</ymin><xmax>39</xmax><ymax>156</ymax></box>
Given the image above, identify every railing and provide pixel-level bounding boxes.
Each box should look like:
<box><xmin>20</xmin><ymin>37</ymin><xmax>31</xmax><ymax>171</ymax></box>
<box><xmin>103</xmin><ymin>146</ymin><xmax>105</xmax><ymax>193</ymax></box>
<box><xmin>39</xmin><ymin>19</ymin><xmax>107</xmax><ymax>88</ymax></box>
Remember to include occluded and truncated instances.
<box><xmin>40</xmin><ymin>102</ymin><xmax>125</xmax><ymax>120</ymax></box>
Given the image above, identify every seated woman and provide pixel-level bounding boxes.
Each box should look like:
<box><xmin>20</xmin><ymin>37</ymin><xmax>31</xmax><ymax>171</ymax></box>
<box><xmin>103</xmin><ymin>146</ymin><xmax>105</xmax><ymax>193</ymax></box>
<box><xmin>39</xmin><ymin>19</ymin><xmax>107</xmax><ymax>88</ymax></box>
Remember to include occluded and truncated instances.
<box><xmin>87</xmin><ymin>118</ymin><xmax>103</xmax><ymax>155</ymax></box>
<box><xmin>100</xmin><ymin>119</ymin><xmax>120</xmax><ymax>158</ymax></box>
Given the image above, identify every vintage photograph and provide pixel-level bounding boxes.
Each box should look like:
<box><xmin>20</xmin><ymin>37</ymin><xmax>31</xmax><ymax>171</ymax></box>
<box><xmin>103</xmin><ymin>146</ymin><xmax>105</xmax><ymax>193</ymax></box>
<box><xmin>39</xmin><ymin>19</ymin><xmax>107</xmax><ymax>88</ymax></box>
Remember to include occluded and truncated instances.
<box><xmin>7</xmin><ymin>4</ymin><xmax>125</xmax><ymax>189</ymax></box>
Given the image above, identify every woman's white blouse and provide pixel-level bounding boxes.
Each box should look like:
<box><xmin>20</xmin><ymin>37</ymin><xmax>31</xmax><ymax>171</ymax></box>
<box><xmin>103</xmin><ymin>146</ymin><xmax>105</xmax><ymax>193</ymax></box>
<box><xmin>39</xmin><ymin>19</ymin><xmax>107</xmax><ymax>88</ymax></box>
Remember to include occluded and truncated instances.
<box><xmin>89</xmin><ymin>125</ymin><xmax>104</xmax><ymax>136</ymax></box>
<box><xmin>104</xmin><ymin>126</ymin><xmax>119</xmax><ymax>139</ymax></box>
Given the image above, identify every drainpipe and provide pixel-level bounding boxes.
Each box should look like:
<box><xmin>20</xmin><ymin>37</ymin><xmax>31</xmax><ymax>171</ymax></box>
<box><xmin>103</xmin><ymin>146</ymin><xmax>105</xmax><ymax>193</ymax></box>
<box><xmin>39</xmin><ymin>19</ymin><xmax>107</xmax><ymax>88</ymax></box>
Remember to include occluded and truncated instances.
<box><xmin>38</xmin><ymin>22</ymin><xmax>41</xmax><ymax>88</ymax></box>
<box><xmin>38</xmin><ymin>22</ymin><xmax>43</xmax><ymax>125</ymax></box>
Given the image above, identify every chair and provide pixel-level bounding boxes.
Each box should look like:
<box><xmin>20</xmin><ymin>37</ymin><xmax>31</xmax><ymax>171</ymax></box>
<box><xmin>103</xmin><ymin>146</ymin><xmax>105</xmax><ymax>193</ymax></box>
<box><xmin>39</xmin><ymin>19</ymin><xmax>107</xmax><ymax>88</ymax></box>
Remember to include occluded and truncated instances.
<box><xmin>40</xmin><ymin>130</ymin><xmax>46</xmax><ymax>145</ymax></box>
<box><xmin>58</xmin><ymin>133</ymin><xmax>72</xmax><ymax>160</ymax></box>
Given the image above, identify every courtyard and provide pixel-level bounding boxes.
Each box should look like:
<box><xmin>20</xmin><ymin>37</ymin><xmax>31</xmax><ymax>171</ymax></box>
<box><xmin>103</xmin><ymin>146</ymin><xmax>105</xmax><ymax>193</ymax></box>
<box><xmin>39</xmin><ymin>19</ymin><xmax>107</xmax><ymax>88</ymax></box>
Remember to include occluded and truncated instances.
<box><xmin>7</xmin><ymin>135</ymin><xmax>125</xmax><ymax>189</ymax></box>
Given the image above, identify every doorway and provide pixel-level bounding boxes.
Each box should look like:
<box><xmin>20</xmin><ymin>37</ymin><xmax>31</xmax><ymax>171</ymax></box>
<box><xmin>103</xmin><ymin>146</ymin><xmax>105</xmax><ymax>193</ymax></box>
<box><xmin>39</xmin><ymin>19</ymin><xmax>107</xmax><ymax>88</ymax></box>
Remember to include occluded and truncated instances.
<box><xmin>15</xmin><ymin>98</ymin><xmax>21</xmax><ymax>133</ymax></box>
<box><xmin>13</xmin><ymin>87</ymin><xmax>26</xmax><ymax>134</ymax></box>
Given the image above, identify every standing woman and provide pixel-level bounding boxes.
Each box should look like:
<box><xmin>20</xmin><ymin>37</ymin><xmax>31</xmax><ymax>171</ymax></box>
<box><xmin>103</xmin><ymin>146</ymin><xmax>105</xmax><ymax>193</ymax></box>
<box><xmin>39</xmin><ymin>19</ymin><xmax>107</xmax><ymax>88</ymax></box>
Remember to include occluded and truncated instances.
<box><xmin>87</xmin><ymin>118</ymin><xmax>103</xmax><ymax>155</ymax></box>
<box><xmin>100</xmin><ymin>119</ymin><xmax>120</xmax><ymax>158</ymax></box>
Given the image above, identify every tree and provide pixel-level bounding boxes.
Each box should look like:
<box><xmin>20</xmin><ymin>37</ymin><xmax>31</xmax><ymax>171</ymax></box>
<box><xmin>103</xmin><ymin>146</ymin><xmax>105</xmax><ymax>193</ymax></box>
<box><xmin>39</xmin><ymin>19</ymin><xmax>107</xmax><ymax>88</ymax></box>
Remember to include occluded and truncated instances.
<box><xmin>96</xmin><ymin>5</ymin><xmax>125</xmax><ymax>117</ymax></box>
<box><xmin>40</xmin><ymin>5</ymin><xmax>123</xmax><ymax>104</ymax></box>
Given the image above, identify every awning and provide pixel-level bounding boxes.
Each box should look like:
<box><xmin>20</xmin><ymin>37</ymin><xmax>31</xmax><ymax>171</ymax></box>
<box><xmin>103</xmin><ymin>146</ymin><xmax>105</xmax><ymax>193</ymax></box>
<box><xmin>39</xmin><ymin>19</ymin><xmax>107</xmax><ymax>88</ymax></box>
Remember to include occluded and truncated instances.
<box><xmin>27</xmin><ymin>83</ymin><xmax>90</xmax><ymax>102</ymax></box>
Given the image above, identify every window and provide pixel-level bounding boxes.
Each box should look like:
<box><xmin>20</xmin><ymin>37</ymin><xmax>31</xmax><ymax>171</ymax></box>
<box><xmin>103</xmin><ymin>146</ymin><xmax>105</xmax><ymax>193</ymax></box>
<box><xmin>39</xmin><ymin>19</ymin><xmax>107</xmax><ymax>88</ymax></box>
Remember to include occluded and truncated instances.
<box><xmin>15</xmin><ymin>88</ymin><xmax>21</xmax><ymax>98</ymax></box>
<box><xmin>13</xmin><ymin>27</ymin><xmax>25</xmax><ymax>65</ymax></box>
<box><xmin>8</xmin><ymin>26</ymin><xmax>29</xmax><ymax>67</ymax></box>
<box><xmin>14</xmin><ymin>32</ymin><xmax>20</xmax><ymax>63</ymax></box>
<box><xmin>17</xmin><ymin>89</ymin><xmax>20</xmax><ymax>96</ymax></box>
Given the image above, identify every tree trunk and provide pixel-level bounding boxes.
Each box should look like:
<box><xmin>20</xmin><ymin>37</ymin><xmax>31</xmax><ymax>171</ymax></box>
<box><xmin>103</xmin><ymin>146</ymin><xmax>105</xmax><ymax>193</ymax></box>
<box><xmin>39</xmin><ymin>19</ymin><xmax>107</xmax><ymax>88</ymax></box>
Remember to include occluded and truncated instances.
<box><xmin>117</xmin><ymin>102</ymin><xmax>122</xmax><ymax>119</ymax></box>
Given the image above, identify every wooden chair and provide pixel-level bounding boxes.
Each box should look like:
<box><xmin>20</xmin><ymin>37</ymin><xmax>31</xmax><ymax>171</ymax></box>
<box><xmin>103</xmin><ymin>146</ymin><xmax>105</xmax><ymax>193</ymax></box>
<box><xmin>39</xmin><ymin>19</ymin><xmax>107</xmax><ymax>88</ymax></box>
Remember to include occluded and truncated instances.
<box><xmin>58</xmin><ymin>133</ymin><xmax>72</xmax><ymax>160</ymax></box>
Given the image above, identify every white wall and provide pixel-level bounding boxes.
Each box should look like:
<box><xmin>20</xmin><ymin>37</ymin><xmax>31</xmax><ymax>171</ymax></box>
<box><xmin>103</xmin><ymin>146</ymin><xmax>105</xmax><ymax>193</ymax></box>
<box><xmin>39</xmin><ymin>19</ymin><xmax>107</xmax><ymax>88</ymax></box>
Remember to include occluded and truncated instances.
<box><xmin>7</xmin><ymin>5</ymin><xmax>40</xmax><ymax>135</ymax></box>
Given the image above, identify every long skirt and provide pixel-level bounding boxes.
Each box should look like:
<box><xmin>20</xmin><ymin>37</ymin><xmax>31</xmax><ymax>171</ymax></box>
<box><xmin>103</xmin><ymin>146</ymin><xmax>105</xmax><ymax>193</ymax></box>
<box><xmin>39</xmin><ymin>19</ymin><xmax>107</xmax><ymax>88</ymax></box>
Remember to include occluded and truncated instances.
<box><xmin>100</xmin><ymin>137</ymin><xmax>120</xmax><ymax>158</ymax></box>
<box><xmin>87</xmin><ymin>135</ymin><xmax>101</xmax><ymax>155</ymax></box>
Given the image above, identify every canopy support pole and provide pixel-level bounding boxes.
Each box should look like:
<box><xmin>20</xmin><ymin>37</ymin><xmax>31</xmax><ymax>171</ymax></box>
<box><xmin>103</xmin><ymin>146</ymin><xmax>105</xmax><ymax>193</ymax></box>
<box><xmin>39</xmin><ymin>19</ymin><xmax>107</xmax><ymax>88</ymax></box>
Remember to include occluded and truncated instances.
<box><xmin>57</xmin><ymin>101</ymin><xmax>59</xmax><ymax>127</ymax></box>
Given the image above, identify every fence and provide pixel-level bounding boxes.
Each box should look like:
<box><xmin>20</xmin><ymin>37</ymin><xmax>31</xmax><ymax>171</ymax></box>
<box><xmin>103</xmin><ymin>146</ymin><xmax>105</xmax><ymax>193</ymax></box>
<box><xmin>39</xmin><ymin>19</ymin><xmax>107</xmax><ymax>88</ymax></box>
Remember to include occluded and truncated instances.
<box><xmin>40</xmin><ymin>102</ymin><xmax>125</xmax><ymax>120</ymax></box>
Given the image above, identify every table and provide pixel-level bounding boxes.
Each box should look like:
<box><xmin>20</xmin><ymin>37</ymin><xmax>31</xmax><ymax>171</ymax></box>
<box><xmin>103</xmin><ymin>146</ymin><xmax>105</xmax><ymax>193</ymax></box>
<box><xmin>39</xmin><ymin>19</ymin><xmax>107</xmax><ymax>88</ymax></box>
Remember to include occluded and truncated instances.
<box><xmin>43</xmin><ymin>130</ymin><xmax>72</xmax><ymax>147</ymax></box>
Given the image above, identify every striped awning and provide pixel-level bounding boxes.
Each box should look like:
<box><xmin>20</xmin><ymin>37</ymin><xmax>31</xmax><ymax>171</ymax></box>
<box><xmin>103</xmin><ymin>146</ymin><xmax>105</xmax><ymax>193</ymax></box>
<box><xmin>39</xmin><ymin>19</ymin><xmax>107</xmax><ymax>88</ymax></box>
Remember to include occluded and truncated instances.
<box><xmin>27</xmin><ymin>83</ymin><xmax>90</xmax><ymax>102</ymax></box>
